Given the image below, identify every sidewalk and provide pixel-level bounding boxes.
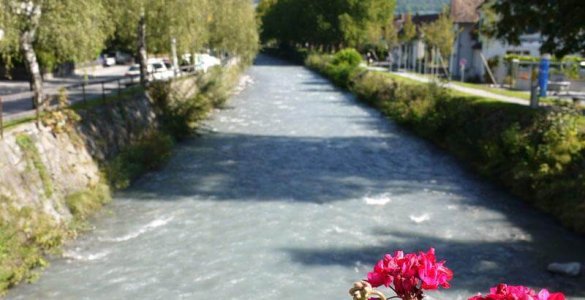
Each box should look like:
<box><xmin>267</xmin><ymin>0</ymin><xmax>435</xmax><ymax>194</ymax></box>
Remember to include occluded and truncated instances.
<box><xmin>393</xmin><ymin>72</ymin><xmax>528</xmax><ymax>105</ymax></box>
<box><xmin>366</xmin><ymin>66</ymin><xmax>529</xmax><ymax>106</ymax></box>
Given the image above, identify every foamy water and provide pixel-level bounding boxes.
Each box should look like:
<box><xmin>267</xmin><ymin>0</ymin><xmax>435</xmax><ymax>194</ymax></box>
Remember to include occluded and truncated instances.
<box><xmin>8</xmin><ymin>55</ymin><xmax>585</xmax><ymax>300</ymax></box>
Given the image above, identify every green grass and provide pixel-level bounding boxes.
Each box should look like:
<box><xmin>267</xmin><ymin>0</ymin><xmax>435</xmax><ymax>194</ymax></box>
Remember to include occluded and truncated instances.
<box><xmin>377</xmin><ymin>72</ymin><xmax>516</xmax><ymax>105</ymax></box>
<box><xmin>380</xmin><ymin>72</ymin><xmax>425</xmax><ymax>85</ymax></box>
<box><xmin>15</xmin><ymin>134</ymin><xmax>53</xmax><ymax>198</ymax></box>
<box><xmin>309</xmin><ymin>51</ymin><xmax>585</xmax><ymax>233</ymax></box>
<box><xmin>389</xmin><ymin>72</ymin><xmax>568</xmax><ymax>106</ymax></box>
<box><xmin>451</xmin><ymin>81</ymin><xmax>531</xmax><ymax>100</ymax></box>
<box><xmin>70</xmin><ymin>85</ymin><xmax>145</xmax><ymax>111</ymax></box>
<box><xmin>65</xmin><ymin>182</ymin><xmax>111</xmax><ymax>221</ymax></box>
<box><xmin>4</xmin><ymin>117</ymin><xmax>38</xmax><ymax>130</ymax></box>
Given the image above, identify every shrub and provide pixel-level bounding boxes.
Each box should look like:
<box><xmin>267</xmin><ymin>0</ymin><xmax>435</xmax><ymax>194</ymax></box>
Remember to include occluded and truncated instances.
<box><xmin>104</xmin><ymin>131</ymin><xmax>174</xmax><ymax>190</ymax></box>
<box><xmin>332</xmin><ymin>48</ymin><xmax>362</xmax><ymax>68</ymax></box>
<box><xmin>306</xmin><ymin>53</ymin><xmax>585</xmax><ymax>233</ymax></box>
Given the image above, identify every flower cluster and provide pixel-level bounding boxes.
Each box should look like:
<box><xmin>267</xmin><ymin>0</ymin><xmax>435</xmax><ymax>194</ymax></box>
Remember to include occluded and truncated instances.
<box><xmin>366</xmin><ymin>248</ymin><xmax>453</xmax><ymax>299</ymax></box>
<box><xmin>356</xmin><ymin>249</ymin><xmax>568</xmax><ymax>300</ymax></box>
<box><xmin>469</xmin><ymin>284</ymin><xmax>565</xmax><ymax>300</ymax></box>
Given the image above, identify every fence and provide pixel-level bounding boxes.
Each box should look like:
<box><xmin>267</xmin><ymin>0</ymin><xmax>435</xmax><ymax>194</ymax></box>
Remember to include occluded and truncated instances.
<box><xmin>0</xmin><ymin>65</ymin><xmax>198</xmax><ymax>139</ymax></box>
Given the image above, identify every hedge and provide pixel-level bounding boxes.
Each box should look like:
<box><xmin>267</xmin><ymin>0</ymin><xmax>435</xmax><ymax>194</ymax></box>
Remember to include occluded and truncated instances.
<box><xmin>306</xmin><ymin>51</ymin><xmax>585</xmax><ymax>233</ymax></box>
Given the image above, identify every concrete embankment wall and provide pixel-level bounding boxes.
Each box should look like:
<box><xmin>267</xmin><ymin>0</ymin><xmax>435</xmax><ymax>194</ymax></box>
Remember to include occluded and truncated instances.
<box><xmin>0</xmin><ymin>92</ymin><xmax>157</xmax><ymax>222</ymax></box>
<box><xmin>0</xmin><ymin>89</ymin><xmax>160</xmax><ymax>291</ymax></box>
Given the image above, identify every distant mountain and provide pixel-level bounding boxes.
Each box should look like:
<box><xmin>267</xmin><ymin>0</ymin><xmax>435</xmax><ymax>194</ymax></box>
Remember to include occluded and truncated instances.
<box><xmin>396</xmin><ymin>0</ymin><xmax>450</xmax><ymax>14</ymax></box>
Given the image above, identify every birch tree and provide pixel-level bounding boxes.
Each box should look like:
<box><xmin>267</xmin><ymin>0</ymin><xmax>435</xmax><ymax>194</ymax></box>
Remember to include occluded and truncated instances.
<box><xmin>0</xmin><ymin>0</ymin><xmax>113</xmax><ymax>109</ymax></box>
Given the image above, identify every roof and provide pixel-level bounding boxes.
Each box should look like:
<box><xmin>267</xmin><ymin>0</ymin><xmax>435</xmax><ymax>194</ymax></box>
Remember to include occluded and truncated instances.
<box><xmin>450</xmin><ymin>0</ymin><xmax>485</xmax><ymax>23</ymax></box>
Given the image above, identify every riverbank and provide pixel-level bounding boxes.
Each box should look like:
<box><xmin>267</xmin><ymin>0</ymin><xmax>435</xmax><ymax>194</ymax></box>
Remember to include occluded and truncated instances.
<box><xmin>0</xmin><ymin>64</ymin><xmax>243</xmax><ymax>293</ymax></box>
<box><xmin>303</xmin><ymin>50</ymin><xmax>585</xmax><ymax>234</ymax></box>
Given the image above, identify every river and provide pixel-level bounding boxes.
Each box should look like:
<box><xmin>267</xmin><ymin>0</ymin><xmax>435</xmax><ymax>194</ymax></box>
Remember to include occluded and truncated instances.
<box><xmin>8</xmin><ymin>55</ymin><xmax>585</xmax><ymax>299</ymax></box>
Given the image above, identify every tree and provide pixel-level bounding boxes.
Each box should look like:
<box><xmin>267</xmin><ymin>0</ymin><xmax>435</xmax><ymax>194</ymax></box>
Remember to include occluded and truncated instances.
<box><xmin>106</xmin><ymin>0</ymin><xmax>258</xmax><ymax>84</ymax></box>
<box><xmin>0</xmin><ymin>0</ymin><xmax>113</xmax><ymax>109</ymax></box>
<box><xmin>489</xmin><ymin>0</ymin><xmax>585</xmax><ymax>57</ymax></box>
<box><xmin>259</xmin><ymin>0</ymin><xmax>396</xmax><ymax>51</ymax></box>
<box><xmin>398</xmin><ymin>13</ymin><xmax>416</xmax><ymax>70</ymax></box>
<box><xmin>104</xmin><ymin>0</ymin><xmax>212</xmax><ymax>84</ymax></box>
<box><xmin>209</xmin><ymin>0</ymin><xmax>259</xmax><ymax>62</ymax></box>
<box><xmin>420</xmin><ymin>7</ymin><xmax>455</xmax><ymax>74</ymax></box>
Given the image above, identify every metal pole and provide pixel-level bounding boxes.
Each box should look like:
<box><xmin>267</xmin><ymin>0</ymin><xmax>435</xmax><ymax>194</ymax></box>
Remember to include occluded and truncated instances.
<box><xmin>171</xmin><ymin>37</ymin><xmax>179</xmax><ymax>77</ymax></box>
<box><xmin>82</xmin><ymin>82</ymin><xmax>87</xmax><ymax>104</ymax></box>
<box><xmin>36</xmin><ymin>96</ymin><xmax>43</xmax><ymax>128</ymax></box>
<box><xmin>530</xmin><ymin>63</ymin><xmax>539</xmax><ymax>108</ymax></box>
<box><xmin>0</xmin><ymin>97</ymin><xmax>3</xmax><ymax>139</ymax></box>
<box><xmin>101</xmin><ymin>81</ymin><xmax>106</xmax><ymax>103</ymax></box>
<box><xmin>117</xmin><ymin>79</ymin><xmax>121</xmax><ymax>96</ymax></box>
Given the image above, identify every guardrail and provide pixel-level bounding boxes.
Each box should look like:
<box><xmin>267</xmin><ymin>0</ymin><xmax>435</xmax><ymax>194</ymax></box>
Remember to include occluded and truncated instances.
<box><xmin>0</xmin><ymin>65</ymin><xmax>198</xmax><ymax>139</ymax></box>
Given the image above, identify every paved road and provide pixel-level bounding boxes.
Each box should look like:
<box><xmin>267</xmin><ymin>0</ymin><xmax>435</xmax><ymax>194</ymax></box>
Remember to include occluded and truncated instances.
<box><xmin>0</xmin><ymin>65</ymin><xmax>130</xmax><ymax>121</ymax></box>
<box><xmin>8</xmin><ymin>55</ymin><xmax>585</xmax><ymax>300</ymax></box>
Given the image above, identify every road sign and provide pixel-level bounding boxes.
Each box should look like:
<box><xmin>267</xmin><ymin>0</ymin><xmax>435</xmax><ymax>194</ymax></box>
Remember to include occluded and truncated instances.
<box><xmin>459</xmin><ymin>58</ymin><xmax>467</xmax><ymax>67</ymax></box>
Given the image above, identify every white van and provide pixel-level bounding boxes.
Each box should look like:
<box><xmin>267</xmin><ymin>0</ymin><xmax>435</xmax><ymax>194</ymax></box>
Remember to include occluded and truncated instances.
<box><xmin>195</xmin><ymin>54</ymin><xmax>221</xmax><ymax>73</ymax></box>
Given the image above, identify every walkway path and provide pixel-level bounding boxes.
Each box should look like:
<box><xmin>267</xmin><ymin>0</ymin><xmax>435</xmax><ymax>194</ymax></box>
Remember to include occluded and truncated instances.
<box><xmin>8</xmin><ymin>55</ymin><xmax>585</xmax><ymax>300</ymax></box>
<box><xmin>369</xmin><ymin>66</ymin><xmax>529</xmax><ymax>106</ymax></box>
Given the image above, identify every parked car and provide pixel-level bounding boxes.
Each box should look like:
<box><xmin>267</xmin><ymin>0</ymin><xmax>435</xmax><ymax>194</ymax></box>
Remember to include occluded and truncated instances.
<box><xmin>125</xmin><ymin>60</ymin><xmax>174</xmax><ymax>81</ymax></box>
<box><xmin>115</xmin><ymin>51</ymin><xmax>133</xmax><ymax>65</ymax></box>
<box><xmin>103</xmin><ymin>56</ymin><xmax>116</xmax><ymax>67</ymax></box>
<box><xmin>195</xmin><ymin>54</ymin><xmax>221</xmax><ymax>73</ymax></box>
<box><xmin>125</xmin><ymin>64</ymin><xmax>146</xmax><ymax>77</ymax></box>
<box><xmin>149</xmin><ymin>59</ymin><xmax>174</xmax><ymax>80</ymax></box>
<box><xmin>163</xmin><ymin>59</ymin><xmax>182</xmax><ymax>77</ymax></box>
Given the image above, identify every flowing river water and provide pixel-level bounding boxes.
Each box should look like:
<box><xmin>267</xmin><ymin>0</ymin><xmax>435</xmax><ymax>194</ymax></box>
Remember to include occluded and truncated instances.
<box><xmin>8</xmin><ymin>55</ymin><xmax>585</xmax><ymax>299</ymax></box>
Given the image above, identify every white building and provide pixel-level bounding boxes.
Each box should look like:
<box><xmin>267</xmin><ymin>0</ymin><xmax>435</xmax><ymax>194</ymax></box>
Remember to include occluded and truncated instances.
<box><xmin>449</xmin><ymin>0</ymin><xmax>542</xmax><ymax>83</ymax></box>
<box><xmin>395</xmin><ymin>0</ymin><xmax>543</xmax><ymax>84</ymax></box>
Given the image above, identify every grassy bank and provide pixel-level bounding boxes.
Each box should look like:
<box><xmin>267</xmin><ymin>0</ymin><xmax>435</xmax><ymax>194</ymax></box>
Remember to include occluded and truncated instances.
<box><xmin>0</xmin><ymin>182</ymin><xmax>110</xmax><ymax>291</ymax></box>
<box><xmin>306</xmin><ymin>50</ymin><xmax>585</xmax><ymax>233</ymax></box>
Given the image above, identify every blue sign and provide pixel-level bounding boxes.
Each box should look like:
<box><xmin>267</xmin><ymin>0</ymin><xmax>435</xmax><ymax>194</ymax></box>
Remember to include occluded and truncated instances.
<box><xmin>539</xmin><ymin>55</ymin><xmax>551</xmax><ymax>97</ymax></box>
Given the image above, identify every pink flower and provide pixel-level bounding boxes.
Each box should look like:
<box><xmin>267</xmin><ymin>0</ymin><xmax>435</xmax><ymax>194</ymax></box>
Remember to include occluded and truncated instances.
<box><xmin>469</xmin><ymin>284</ymin><xmax>566</xmax><ymax>300</ymax></box>
<box><xmin>366</xmin><ymin>248</ymin><xmax>453</xmax><ymax>299</ymax></box>
<box><xmin>538</xmin><ymin>289</ymin><xmax>566</xmax><ymax>300</ymax></box>
<box><xmin>417</xmin><ymin>248</ymin><xmax>453</xmax><ymax>290</ymax></box>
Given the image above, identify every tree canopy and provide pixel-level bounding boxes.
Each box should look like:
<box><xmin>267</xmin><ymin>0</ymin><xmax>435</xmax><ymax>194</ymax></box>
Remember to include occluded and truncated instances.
<box><xmin>103</xmin><ymin>0</ymin><xmax>258</xmax><ymax>61</ymax></box>
<box><xmin>420</xmin><ymin>8</ymin><xmax>455</xmax><ymax>57</ymax></box>
<box><xmin>0</xmin><ymin>0</ymin><xmax>114</xmax><ymax>70</ymax></box>
<box><xmin>258</xmin><ymin>0</ymin><xmax>396</xmax><ymax>50</ymax></box>
<box><xmin>489</xmin><ymin>0</ymin><xmax>585</xmax><ymax>57</ymax></box>
<box><xmin>0</xmin><ymin>0</ymin><xmax>258</xmax><ymax>108</ymax></box>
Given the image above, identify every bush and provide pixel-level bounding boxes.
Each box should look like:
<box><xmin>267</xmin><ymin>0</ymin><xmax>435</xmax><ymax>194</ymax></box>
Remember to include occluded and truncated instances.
<box><xmin>307</xmin><ymin>53</ymin><xmax>585</xmax><ymax>233</ymax></box>
<box><xmin>305</xmin><ymin>49</ymin><xmax>363</xmax><ymax>89</ymax></box>
<box><xmin>104</xmin><ymin>132</ymin><xmax>174</xmax><ymax>190</ymax></box>
<box><xmin>332</xmin><ymin>48</ymin><xmax>362</xmax><ymax>68</ymax></box>
<box><xmin>149</xmin><ymin>66</ymin><xmax>240</xmax><ymax>141</ymax></box>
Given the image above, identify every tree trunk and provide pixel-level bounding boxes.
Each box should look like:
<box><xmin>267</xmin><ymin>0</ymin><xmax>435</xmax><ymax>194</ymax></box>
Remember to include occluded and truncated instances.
<box><xmin>398</xmin><ymin>45</ymin><xmax>402</xmax><ymax>70</ymax></box>
<box><xmin>171</xmin><ymin>37</ymin><xmax>178</xmax><ymax>76</ymax></box>
<box><xmin>19</xmin><ymin>6</ymin><xmax>43</xmax><ymax>111</ymax></box>
<box><xmin>137</xmin><ymin>13</ymin><xmax>148</xmax><ymax>86</ymax></box>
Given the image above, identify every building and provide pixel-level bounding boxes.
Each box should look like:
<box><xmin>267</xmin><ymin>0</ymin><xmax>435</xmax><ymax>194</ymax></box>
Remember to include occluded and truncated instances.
<box><xmin>394</xmin><ymin>0</ymin><xmax>543</xmax><ymax>83</ymax></box>
<box><xmin>450</xmin><ymin>0</ymin><xmax>542</xmax><ymax>83</ymax></box>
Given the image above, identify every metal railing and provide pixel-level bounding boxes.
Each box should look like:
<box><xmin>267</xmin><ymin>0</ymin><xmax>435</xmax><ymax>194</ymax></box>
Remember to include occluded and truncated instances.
<box><xmin>0</xmin><ymin>65</ymin><xmax>198</xmax><ymax>139</ymax></box>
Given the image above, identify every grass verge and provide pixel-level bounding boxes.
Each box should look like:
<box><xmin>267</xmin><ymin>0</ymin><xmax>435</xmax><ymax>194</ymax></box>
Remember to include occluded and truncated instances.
<box><xmin>306</xmin><ymin>50</ymin><xmax>585</xmax><ymax>233</ymax></box>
